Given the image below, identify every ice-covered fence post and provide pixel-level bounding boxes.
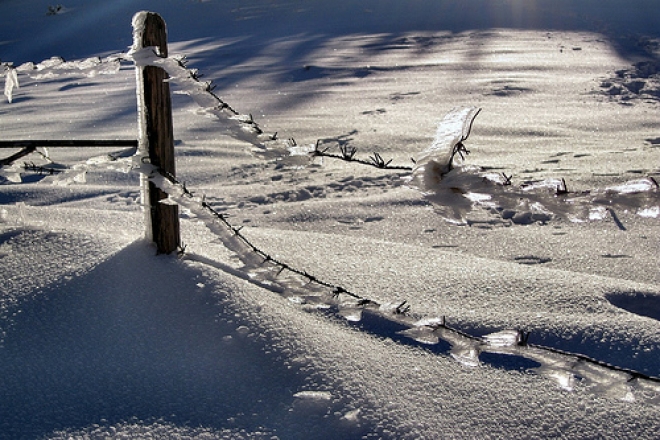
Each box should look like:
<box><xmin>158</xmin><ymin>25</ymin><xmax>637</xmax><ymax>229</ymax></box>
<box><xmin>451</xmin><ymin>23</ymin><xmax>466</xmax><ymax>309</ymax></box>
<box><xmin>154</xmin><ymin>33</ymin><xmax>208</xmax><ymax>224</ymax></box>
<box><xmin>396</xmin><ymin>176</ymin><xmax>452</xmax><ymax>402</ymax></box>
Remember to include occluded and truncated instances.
<box><xmin>133</xmin><ymin>11</ymin><xmax>180</xmax><ymax>254</ymax></box>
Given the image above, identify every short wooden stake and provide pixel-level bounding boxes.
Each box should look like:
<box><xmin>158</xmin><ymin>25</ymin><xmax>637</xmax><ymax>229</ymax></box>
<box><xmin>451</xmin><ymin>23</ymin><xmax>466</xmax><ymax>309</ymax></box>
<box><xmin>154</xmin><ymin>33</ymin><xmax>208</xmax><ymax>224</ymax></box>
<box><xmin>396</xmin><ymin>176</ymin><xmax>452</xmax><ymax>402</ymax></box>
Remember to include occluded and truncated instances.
<box><xmin>134</xmin><ymin>12</ymin><xmax>180</xmax><ymax>254</ymax></box>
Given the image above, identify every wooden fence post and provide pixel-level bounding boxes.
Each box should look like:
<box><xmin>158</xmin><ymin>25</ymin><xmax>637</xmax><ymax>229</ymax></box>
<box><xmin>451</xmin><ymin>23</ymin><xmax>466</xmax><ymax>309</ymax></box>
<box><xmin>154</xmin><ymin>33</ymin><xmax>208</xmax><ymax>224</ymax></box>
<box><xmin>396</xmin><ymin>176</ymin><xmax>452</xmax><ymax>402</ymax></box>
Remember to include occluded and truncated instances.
<box><xmin>134</xmin><ymin>12</ymin><xmax>180</xmax><ymax>254</ymax></box>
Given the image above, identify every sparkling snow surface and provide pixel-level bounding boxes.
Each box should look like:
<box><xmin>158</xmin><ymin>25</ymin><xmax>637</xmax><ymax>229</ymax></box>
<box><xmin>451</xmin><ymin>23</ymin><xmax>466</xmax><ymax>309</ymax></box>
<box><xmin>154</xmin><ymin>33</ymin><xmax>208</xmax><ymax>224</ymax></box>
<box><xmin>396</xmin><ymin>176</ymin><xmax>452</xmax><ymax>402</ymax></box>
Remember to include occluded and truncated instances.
<box><xmin>1</xmin><ymin>1</ymin><xmax>659</xmax><ymax>438</ymax></box>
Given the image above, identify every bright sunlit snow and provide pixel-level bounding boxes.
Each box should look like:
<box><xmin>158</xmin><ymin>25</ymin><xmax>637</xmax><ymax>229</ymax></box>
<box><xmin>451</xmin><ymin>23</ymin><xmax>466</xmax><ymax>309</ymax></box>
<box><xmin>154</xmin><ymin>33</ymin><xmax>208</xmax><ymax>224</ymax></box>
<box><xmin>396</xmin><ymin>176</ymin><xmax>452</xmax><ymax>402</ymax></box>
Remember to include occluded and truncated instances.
<box><xmin>1</xmin><ymin>1</ymin><xmax>659</xmax><ymax>439</ymax></box>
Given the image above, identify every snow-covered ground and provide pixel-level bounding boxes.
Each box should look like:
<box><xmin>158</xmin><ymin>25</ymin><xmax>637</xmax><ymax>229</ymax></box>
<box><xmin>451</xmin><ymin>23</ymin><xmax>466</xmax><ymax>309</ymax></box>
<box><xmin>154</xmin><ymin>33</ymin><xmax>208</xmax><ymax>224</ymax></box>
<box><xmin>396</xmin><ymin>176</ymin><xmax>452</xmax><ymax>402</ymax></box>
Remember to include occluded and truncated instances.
<box><xmin>1</xmin><ymin>1</ymin><xmax>659</xmax><ymax>438</ymax></box>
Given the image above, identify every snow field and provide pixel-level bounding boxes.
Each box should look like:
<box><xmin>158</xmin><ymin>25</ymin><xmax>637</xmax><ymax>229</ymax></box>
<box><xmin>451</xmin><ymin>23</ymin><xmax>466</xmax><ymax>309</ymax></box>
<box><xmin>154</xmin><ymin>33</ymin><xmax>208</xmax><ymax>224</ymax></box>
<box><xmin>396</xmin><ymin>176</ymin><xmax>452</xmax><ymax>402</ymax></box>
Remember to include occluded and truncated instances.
<box><xmin>1</xmin><ymin>0</ymin><xmax>660</xmax><ymax>438</ymax></box>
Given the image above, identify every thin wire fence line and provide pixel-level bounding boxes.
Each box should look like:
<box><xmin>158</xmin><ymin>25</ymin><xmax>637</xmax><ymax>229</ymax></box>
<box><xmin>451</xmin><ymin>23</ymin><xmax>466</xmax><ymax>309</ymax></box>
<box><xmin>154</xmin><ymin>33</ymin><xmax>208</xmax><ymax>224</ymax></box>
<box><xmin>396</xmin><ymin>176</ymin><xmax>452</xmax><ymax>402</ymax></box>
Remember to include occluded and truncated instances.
<box><xmin>4</xmin><ymin>51</ymin><xmax>660</xmax><ymax>399</ymax></box>
<box><xmin>0</xmin><ymin>140</ymin><xmax>139</xmax><ymax>148</ymax></box>
<box><xmin>2</xmin><ymin>87</ymin><xmax>660</xmax><ymax>392</ymax></box>
<box><xmin>3</xmin><ymin>51</ymin><xmax>416</xmax><ymax>170</ymax></box>
<box><xmin>149</xmin><ymin>166</ymin><xmax>660</xmax><ymax>388</ymax></box>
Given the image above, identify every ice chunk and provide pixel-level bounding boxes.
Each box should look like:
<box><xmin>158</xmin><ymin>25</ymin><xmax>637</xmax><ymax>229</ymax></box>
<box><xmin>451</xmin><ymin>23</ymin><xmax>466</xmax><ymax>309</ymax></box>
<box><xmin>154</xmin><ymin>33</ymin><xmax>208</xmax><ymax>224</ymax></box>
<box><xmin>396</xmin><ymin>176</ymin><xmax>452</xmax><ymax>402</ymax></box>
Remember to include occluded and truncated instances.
<box><xmin>342</xmin><ymin>409</ymin><xmax>361</xmax><ymax>422</ymax></box>
<box><xmin>16</xmin><ymin>202</ymin><xmax>28</xmax><ymax>225</ymax></box>
<box><xmin>537</xmin><ymin>367</ymin><xmax>577</xmax><ymax>392</ymax></box>
<box><xmin>293</xmin><ymin>390</ymin><xmax>333</xmax><ymax>401</ymax></box>
<box><xmin>338</xmin><ymin>304</ymin><xmax>363</xmax><ymax>322</ymax></box>
<box><xmin>0</xmin><ymin>162</ymin><xmax>23</xmax><ymax>183</ymax></box>
<box><xmin>450</xmin><ymin>345</ymin><xmax>481</xmax><ymax>367</ymax></box>
<box><xmin>441</xmin><ymin>329</ymin><xmax>482</xmax><ymax>367</ymax></box>
<box><xmin>399</xmin><ymin>326</ymin><xmax>440</xmax><ymax>345</ymax></box>
<box><xmin>4</xmin><ymin>66</ymin><xmax>19</xmax><ymax>103</ymax></box>
<box><xmin>572</xmin><ymin>360</ymin><xmax>636</xmax><ymax>402</ymax></box>
<box><xmin>482</xmin><ymin>330</ymin><xmax>523</xmax><ymax>347</ymax></box>
<box><xmin>407</xmin><ymin>106</ymin><xmax>481</xmax><ymax>192</ymax></box>
<box><xmin>638</xmin><ymin>206</ymin><xmax>660</xmax><ymax>218</ymax></box>
<box><xmin>606</xmin><ymin>178</ymin><xmax>659</xmax><ymax>194</ymax></box>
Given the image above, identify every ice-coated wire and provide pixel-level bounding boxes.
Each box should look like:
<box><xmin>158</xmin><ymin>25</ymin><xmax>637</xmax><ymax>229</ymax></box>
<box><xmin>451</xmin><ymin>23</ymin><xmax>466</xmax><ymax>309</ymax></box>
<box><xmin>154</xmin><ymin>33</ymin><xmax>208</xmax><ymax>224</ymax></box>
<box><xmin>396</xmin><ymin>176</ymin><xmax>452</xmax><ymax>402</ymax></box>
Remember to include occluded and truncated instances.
<box><xmin>149</xmin><ymin>166</ymin><xmax>660</xmax><ymax>391</ymax></box>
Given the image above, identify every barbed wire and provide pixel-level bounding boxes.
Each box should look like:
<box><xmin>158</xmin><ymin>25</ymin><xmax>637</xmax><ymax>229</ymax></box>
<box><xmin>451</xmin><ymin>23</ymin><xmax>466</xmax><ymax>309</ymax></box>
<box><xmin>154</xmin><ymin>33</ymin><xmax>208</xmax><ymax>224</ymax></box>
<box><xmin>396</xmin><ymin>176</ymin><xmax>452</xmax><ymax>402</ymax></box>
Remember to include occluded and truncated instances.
<box><xmin>308</xmin><ymin>139</ymin><xmax>414</xmax><ymax>171</ymax></box>
<box><xmin>150</xmin><ymin>167</ymin><xmax>660</xmax><ymax>392</ymax></box>
<box><xmin>22</xmin><ymin>162</ymin><xmax>64</xmax><ymax>175</ymax></box>
<box><xmin>4</xmin><ymin>51</ymin><xmax>660</xmax><ymax>398</ymax></box>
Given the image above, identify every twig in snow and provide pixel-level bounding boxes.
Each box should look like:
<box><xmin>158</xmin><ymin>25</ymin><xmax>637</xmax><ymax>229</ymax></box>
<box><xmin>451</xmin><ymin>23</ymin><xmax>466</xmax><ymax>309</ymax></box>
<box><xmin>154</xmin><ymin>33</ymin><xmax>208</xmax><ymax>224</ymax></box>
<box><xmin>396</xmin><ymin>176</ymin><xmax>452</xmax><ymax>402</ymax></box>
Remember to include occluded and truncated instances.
<box><xmin>340</xmin><ymin>144</ymin><xmax>358</xmax><ymax>161</ymax></box>
<box><xmin>395</xmin><ymin>301</ymin><xmax>411</xmax><ymax>315</ymax></box>
<box><xmin>369</xmin><ymin>152</ymin><xmax>393</xmax><ymax>169</ymax></box>
<box><xmin>450</xmin><ymin>141</ymin><xmax>470</xmax><ymax>164</ymax></box>
<box><xmin>311</xmin><ymin>140</ymin><xmax>413</xmax><ymax>171</ymax></box>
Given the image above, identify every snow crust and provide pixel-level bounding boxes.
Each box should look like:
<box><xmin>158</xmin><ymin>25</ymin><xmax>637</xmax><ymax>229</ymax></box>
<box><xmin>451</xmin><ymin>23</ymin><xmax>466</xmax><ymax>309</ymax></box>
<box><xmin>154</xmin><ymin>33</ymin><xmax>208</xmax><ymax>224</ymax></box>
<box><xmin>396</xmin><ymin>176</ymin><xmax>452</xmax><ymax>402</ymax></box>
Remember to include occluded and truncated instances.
<box><xmin>1</xmin><ymin>0</ymin><xmax>659</xmax><ymax>438</ymax></box>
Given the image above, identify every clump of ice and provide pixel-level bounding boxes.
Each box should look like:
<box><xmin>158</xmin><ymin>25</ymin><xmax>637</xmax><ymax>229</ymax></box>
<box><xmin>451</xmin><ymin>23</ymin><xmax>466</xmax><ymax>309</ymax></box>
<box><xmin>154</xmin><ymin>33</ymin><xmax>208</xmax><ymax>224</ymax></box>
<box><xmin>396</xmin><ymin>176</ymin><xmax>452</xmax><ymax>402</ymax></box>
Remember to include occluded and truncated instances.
<box><xmin>293</xmin><ymin>390</ymin><xmax>333</xmax><ymax>401</ymax></box>
<box><xmin>3</xmin><ymin>66</ymin><xmax>19</xmax><ymax>103</ymax></box>
<box><xmin>405</xmin><ymin>107</ymin><xmax>659</xmax><ymax>224</ymax></box>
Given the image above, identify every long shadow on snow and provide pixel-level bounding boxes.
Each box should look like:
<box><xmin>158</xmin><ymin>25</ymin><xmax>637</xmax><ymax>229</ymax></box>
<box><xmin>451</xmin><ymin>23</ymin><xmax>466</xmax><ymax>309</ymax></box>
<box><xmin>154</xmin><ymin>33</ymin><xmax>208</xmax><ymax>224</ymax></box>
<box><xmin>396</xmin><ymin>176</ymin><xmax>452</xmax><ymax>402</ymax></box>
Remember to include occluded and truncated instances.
<box><xmin>0</xmin><ymin>241</ymin><xmax>371</xmax><ymax>440</ymax></box>
<box><xmin>460</xmin><ymin>319</ymin><xmax>660</xmax><ymax>379</ymax></box>
<box><xmin>4</xmin><ymin>1</ymin><xmax>658</xmax><ymax>134</ymax></box>
<box><xmin>0</xmin><ymin>185</ymin><xmax>130</xmax><ymax>205</ymax></box>
<box><xmin>326</xmin><ymin>309</ymin><xmax>542</xmax><ymax>373</ymax></box>
<box><xmin>325</xmin><ymin>307</ymin><xmax>659</xmax><ymax>380</ymax></box>
<box><xmin>5</xmin><ymin>0</ymin><xmax>658</xmax><ymax>66</ymax></box>
<box><xmin>607</xmin><ymin>291</ymin><xmax>660</xmax><ymax>322</ymax></box>
<box><xmin>172</xmin><ymin>0</ymin><xmax>660</xmax><ymax>111</ymax></box>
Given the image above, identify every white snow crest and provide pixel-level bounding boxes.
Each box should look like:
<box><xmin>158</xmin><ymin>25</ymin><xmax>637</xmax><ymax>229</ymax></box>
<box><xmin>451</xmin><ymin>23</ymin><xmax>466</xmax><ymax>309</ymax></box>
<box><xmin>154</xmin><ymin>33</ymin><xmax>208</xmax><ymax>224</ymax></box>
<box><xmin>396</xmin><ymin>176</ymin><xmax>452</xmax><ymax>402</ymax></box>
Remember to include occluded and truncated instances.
<box><xmin>407</xmin><ymin>106</ymin><xmax>482</xmax><ymax>192</ymax></box>
<box><xmin>130</xmin><ymin>11</ymin><xmax>149</xmax><ymax>53</ymax></box>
